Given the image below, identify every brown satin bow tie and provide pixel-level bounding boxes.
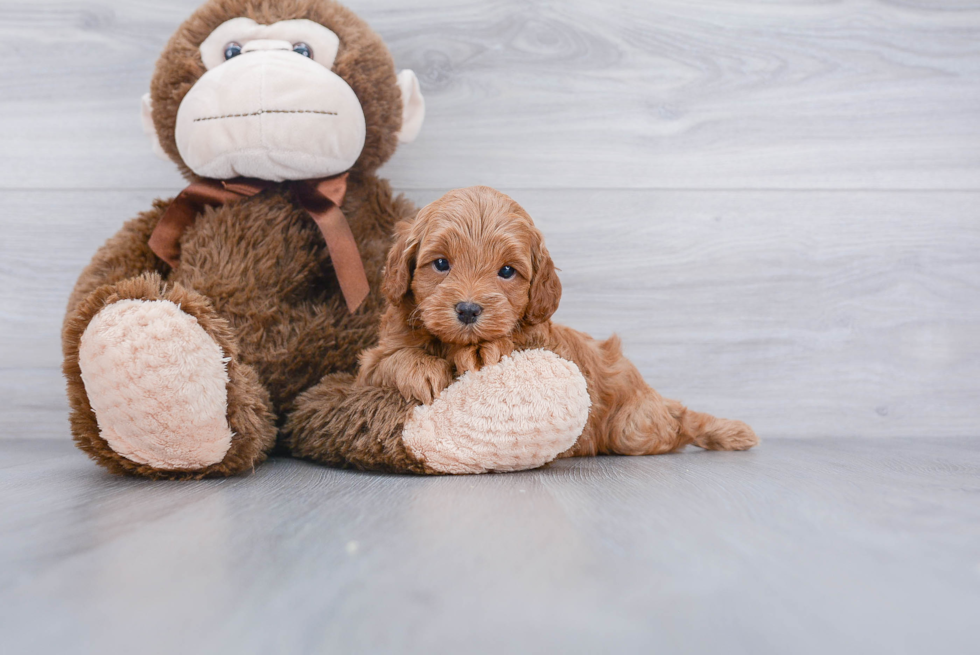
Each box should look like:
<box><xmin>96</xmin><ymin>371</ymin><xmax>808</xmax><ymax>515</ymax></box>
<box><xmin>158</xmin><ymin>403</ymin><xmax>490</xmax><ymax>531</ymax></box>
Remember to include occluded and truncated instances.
<box><xmin>148</xmin><ymin>173</ymin><xmax>370</xmax><ymax>313</ymax></box>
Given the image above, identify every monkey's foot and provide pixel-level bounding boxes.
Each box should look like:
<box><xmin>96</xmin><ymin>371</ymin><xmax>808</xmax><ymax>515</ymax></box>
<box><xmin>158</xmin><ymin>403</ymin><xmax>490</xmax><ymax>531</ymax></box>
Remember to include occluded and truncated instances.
<box><xmin>401</xmin><ymin>349</ymin><xmax>590</xmax><ymax>474</ymax></box>
<box><xmin>78</xmin><ymin>299</ymin><xmax>234</xmax><ymax>470</ymax></box>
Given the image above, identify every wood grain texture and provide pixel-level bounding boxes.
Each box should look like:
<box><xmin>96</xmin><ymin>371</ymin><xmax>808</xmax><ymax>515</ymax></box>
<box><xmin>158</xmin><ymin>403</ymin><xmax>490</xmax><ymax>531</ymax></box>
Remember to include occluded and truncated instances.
<box><xmin>0</xmin><ymin>0</ymin><xmax>978</xmax><ymax>190</ymax></box>
<box><xmin>1</xmin><ymin>438</ymin><xmax>978</xmax><ymax>654</ymax></box>
<box><xmin>2</xmin><ymin>188</ymin><xmax>978</xmax><ymax>440</ymax></box>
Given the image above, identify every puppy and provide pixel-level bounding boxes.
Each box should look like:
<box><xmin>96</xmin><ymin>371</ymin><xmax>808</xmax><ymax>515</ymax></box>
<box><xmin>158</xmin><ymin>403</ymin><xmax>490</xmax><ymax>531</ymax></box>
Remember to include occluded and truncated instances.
<box><xmin>357</xmin><ymin>186</ymin><xmax>758</xmax><ymax>456</ymax></box>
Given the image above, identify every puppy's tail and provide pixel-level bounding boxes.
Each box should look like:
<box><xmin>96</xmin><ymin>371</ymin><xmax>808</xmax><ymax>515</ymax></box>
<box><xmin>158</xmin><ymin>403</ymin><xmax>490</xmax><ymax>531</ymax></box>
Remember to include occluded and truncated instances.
<box><xmin>666</xmin><ymin>399</ymin><xmax>759</xmax><ymax>451</ymax></box>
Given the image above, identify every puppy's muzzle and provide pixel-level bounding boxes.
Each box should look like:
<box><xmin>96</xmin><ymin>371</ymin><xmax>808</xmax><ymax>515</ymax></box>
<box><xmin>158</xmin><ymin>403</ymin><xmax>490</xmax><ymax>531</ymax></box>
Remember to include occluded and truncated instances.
<box><xmin>455</xmin><ymin>302</ymin><xmax>483</xmax><ymax>325</ymax></box>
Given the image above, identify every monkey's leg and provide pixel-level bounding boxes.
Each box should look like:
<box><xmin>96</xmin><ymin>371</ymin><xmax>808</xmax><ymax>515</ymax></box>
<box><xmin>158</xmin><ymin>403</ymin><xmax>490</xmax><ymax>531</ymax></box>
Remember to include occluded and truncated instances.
<box><xmin>63</xmin><ymin>273</ymin><xmax>277</xmax><ymax>479</ymax></box>
<box><xmin>284</xmin><ymin>349</ymin><xmax>591</xmax><ymax>474</ymax></box>
<box><xmin>282</xmin><ymin>374</ymin><xmax>429</xmax><ymax>473</ymax></box>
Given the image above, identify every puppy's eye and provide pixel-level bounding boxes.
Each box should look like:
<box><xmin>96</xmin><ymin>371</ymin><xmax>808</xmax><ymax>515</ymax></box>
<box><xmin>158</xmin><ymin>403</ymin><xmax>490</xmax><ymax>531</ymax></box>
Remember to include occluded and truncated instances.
<box><xmin>433</xmin><ymin>258</ymin><xmax>451</xmax><ymax>273</ymax></box>
<box><xmin>224</xmin><ymin>42</ymin><xmax>243</xmax><ymax>60</ymax></box>
<box><xmin>498</xmin><ymin>265</ymin><xmax>516</xmax><ymax>279</ymax></box>
<box><xmin>292</xmin><ymin>42</ymin><xmax>313</xmax><ymax>58</ymax></box>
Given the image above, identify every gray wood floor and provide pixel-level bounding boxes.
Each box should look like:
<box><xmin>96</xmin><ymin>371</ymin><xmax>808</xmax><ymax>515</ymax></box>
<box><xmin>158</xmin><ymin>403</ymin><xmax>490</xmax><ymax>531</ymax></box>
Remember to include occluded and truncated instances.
<box><xmin>2</xmin><ymin>438</ymin><xmax>979</xmax><ymax>654</ymax></box>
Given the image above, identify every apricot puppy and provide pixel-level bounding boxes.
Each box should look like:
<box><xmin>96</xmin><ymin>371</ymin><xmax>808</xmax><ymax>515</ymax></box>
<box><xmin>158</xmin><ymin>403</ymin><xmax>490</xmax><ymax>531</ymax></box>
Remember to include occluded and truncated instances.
<box><xmin>357</xmin><ymin>186</ymin><xmax>759</xmax><ymax>456</ymax></box>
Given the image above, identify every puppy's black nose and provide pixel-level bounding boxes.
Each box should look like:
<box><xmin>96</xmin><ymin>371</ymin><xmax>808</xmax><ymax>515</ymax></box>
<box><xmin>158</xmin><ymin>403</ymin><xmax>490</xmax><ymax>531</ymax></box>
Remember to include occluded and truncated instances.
<box><xmin>455</xmin><ymin>302</ymin><xmax>483</xmax><ymax>325</ymax></box>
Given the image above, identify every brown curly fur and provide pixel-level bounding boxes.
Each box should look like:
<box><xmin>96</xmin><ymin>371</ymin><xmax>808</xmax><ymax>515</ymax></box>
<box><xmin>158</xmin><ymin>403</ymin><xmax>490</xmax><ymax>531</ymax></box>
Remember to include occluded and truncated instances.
<box><xmin>358</xmin><ymin>187</ymin><xmax>760</xmax><ymax>456</ymax></box>
<box><xmin>63</xmin><ymin>0</ymin><xmax>429</xmax><ymax>477</ymax></box>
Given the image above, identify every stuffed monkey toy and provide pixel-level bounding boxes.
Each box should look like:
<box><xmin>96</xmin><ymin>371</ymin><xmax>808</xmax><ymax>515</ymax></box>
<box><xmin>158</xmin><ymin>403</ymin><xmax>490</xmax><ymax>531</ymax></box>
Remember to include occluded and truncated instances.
<box><xmin>62</xmin><ymin>0</ymin><xmax>591</xmax><ymax>479</ymax></box>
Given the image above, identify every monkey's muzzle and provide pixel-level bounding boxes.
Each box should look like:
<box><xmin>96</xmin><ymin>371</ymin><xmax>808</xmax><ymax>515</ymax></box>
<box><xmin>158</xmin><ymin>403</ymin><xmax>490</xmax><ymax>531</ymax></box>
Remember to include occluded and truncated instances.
<box><xmin>175</xmin><ymin>49</ymin><xmax>366</xmax><ymax>182</ymax></box>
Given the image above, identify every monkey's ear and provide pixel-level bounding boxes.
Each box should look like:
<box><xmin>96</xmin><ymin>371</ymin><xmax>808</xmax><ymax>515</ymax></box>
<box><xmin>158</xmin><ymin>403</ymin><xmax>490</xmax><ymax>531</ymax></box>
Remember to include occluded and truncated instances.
<box><xmin>381</xmin><ymin>220</ymin><xmax>418</xmax><ymax>305</ymax></box>
<box><xmin>524</xmin><ymin>229</ymin><xmax>562</xmax><ymax>325</ymax></box>
<box><xmin>395</xmin><ymin>70</ymin><xmax>425</xmax><ymax>144</ymax></box>
<box><xmin>140</xmin><ymin>93</ymin><xmax>170</xmax><ymax>161</ymax></box>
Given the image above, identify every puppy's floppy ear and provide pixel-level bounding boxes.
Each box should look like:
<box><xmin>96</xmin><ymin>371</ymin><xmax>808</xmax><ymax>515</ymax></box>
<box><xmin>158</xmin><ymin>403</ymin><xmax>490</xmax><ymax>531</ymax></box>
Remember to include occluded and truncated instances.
<box><xmin>382</xmin><ymin>220</ymin><xmax>417</xmax><ymax>305</ymax></box>
<box><xmin>524</xmin><ymin>228</ymin><xmax>562</xmax><ymax>325</ymax></box>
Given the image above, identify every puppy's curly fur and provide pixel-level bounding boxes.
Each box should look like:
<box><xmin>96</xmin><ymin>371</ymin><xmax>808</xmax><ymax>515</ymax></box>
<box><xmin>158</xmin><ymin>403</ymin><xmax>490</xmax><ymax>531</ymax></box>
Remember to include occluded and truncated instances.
<box><xmin>358</xmin><ymin>186</ymin><xmax>759</xmax><ymax>456</ymax></box>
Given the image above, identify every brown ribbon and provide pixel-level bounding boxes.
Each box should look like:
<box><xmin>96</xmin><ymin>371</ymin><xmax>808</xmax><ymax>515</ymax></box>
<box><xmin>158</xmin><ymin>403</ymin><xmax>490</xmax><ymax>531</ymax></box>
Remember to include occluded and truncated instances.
<box><xmin>148</xmin><ymin>172</ymin><xmax>370</xmax><ymax>313</ymax></box>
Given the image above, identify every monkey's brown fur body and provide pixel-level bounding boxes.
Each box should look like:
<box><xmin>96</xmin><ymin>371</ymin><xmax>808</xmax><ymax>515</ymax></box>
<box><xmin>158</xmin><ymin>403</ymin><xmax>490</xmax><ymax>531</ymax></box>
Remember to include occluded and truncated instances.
<box><xmin>63</xmin><ymin>0</ymin><xmax>436</xmax><ymax>478</ymax></box>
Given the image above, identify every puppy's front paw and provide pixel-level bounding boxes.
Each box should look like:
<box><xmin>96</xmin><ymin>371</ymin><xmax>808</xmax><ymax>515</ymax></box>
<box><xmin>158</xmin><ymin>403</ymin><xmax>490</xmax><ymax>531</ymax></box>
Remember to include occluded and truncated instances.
<box><xmin>451</xmin><ymin>340</ymin><xmax>515</xmax><ymax>373</ymax></box>
<box><xmin>452</xmin><ymin>346</ymin><xmax>480</xmax><ymax>375</ymax></box>
<box><xmin>396</xmin><ymin>357</ymin><xmax>454</xmax><ymax>405</ymax></box>
<box><xmin>479</xmin><ymin>338</ymin><xmax>514</xmax><ymax>368</ymax></box>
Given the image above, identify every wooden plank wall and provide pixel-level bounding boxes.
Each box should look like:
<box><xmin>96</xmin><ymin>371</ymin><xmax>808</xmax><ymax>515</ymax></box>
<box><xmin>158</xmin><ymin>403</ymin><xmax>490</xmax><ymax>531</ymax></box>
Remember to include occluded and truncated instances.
<box><xmin>1</xmin><ymin>0</ymin><xmax>978</xmax><ymax>440</ymax></box>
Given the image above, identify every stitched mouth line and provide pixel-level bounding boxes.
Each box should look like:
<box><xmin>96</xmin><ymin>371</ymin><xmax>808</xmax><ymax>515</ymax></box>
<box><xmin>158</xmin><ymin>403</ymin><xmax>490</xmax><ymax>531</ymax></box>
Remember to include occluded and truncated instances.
<box><xmin>193</xmin><ymin>109</ymin><xmax>338</xmax><ymax>122</ymax></box>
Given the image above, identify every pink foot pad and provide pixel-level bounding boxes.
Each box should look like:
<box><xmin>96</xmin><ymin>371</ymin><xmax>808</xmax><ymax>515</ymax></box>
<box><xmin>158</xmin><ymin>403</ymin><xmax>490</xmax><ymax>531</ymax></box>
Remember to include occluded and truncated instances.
<box><xmin>78</xmin><ymin>299</ymin><xmax>233</xmax><ymax>470</ymax></box>
<box><xmin>402</xmin><ymin>349</ymin><xmax>591</xmax><ymax>474</ymax></box>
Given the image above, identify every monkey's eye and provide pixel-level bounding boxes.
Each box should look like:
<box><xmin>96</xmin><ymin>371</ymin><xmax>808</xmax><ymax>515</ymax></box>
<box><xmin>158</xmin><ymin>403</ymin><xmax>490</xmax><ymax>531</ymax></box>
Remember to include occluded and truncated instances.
<box><xmin>433</xmin><ymin>258</ymin><xmax>451</xmax><ymax>273</ymax></box>
<box><xmin>498</xmin><ymin>265</ymin><xmax>516</xmax><ymax>279</ymax></box>
<box><xmin>292</xmin><ymin>42</ymin><xmax>313</xmax><ymax>58</ymax></box>
<box><xmin>224</xmin><ymin>42</ymin><xmax>243</xmax><ymax>60</ymax></box>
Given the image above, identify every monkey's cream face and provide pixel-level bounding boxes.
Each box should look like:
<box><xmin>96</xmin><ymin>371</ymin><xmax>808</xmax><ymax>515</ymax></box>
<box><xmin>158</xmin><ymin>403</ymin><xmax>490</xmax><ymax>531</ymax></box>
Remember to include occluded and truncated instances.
<box><xmin>163</xmin><ymin>17</ymin><xmax>422</xmax><ymax>182</ymax></box>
